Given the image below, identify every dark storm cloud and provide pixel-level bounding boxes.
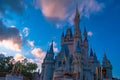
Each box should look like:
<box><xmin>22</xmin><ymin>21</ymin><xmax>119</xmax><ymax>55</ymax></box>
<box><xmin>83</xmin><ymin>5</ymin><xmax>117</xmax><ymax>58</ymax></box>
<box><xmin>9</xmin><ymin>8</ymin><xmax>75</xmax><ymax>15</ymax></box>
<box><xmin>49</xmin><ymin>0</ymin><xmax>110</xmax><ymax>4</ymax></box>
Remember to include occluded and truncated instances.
<box><xmin>0</xmin><ymin>20</ymin><xmax>22</xmax><ymax>51</ymax></box>
<box><xmin>0</xmin><ymin>0</ymin><xmax>25</xmax><ymax>14</ymax></box>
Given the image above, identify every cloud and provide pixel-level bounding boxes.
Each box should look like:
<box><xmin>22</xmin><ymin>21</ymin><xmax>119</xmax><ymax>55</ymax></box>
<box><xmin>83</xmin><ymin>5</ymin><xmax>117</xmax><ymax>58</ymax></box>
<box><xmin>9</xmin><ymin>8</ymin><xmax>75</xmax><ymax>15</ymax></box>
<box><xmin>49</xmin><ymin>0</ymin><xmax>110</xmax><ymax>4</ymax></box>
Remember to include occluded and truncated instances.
<box><xmin>14</xmin><ymin>53</ymin><xmax>34</xmax><ymax>63</ymax></box>
<box><xmin>0</xmin><ymin>20</ymin><xmax>22</xmax><ymax>51</ymax></box>
<box><xmin>31</xmin><ymin>48</ymin><xmax>46</xmax><ymax>59</ymax></box>
<box><xmin>27</xmin><ymin>58</ymin><xmax>34</xmax><ymax>63</ymax></box>
<box><xmin>88</xmin><ymin>31</ymin><xmax>93</xmax><ymax>37</ymax></box>
<box><xmin>31</xmin><ymin>48</ymin><xmax>46</xmax><ymax>71</ymax></box>
<box><xmin>0</xmin><ymin>40</ymin><xmax>21</xmax><ymax>51</ymax></box>
<box><xmin>49</xmin><ymin>41</ymin><xmax>59</xmax><ymax>53</ymax></box>
<box><xmin>36</xmin><ymin>0</ymin><xmax>104</xmax><ymax>26</ymax></box>
<box><xmin>27</xmin><ymin>40</ymin><xmax>34</xmax><ymax>47</ymax></box>
<box><xmin>23</xmin><ymin>27</ymin><xmax>29</xmax><ymax>37</ymax></box>
<box><xmin>14</xmin><ymin>53</ymin><xmax>25</xmax><ymax>61</ymax></box>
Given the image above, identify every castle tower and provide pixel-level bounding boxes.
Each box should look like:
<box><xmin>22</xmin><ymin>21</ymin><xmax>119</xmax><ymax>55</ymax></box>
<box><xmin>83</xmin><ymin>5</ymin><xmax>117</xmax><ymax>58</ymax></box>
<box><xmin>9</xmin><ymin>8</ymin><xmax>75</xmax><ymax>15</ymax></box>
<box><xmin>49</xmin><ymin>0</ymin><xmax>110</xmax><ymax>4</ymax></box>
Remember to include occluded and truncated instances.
<box><xmin>42</xmin><ymin>41</ymin><xmax>55</xmax><ymax>80</ymax></box>
<box><xmin>40</xmin><ymin>2</ymin><xmax>113</xmax><ymax>80</ymax></box>
<box><xmin>102</xmin><ymin>53</ymin><xmax>112</xmax><ymax>79</ymax></box>
<box><xmin>74</xmin><ymin>5</ymin><xmax>82</xmax><ymax>45</ymax></box>
<box><xmin>89</xmin><ymin>48</ymin><xmax>94</xmax><ymax>62</ymax></box>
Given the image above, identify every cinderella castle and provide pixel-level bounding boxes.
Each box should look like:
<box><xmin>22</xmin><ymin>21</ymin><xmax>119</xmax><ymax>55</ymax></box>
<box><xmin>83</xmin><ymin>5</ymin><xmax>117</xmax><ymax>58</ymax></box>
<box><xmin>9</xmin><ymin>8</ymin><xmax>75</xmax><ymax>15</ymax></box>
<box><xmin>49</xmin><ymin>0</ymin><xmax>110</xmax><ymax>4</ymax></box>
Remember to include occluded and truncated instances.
<box><xmin>40</xmin><ymin>6</ymin><xmax>113</xmax><ymax>80</ymax></box>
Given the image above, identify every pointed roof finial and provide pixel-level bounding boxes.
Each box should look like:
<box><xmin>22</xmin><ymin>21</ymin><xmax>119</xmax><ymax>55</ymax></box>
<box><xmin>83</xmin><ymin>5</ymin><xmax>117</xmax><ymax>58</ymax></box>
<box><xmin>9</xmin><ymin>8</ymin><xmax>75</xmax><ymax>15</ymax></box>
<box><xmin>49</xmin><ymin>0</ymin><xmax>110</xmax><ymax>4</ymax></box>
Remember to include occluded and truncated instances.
<box><xmin>74</xmin><ymin>0</ymin><xmax>80</xmax><ymax>20</ymax></box>
<box><xmin>90</xmin><ymin>48</ymin><xmax>94</xmax><ymax>57</ymax></box>
<box><xmin>84</xmin><ymin>24</ymin><xmax>87</xmax><ymax>35</ymax></box>
<box><xmin>75</xmin><ymin>3</ymin><xmax>79</xmax><ymax>18</ymax></box>
<box><xmin>50</xmin><ymin>40</ymin><xmax>54</xmax><ymax>52</ymax></box>
<box><xmin>84</xmin><ymin>25</ymin><xmax>88</xmax><ymax>41</ymax></box>
<box><xmin>103</xmin><ymin>53</ymin><xmax>107</xmax><ymax>60</ymax></box>
<box><xmin>62</xmin><ymin>31</ymin><xmax>64</xmax><ymax>37</ymax></box>
<box><xmin>103</xmin><ymin>48</ymin><xmax>108</xmax><ymax>60</ymax></box>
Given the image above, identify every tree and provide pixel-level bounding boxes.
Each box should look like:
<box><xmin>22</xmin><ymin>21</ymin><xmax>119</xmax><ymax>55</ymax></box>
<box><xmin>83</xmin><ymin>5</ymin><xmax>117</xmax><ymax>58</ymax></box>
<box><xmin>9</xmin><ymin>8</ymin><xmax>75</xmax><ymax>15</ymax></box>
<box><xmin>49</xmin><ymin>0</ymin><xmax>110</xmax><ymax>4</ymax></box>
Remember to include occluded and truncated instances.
<box><xmin>0</xmin><ymin>56</ymin><xmax>13</xmax><ymax>72</ymax></box>
<box><xmin>0</xmin><ymin>56</ymin><xmax>38</xmax><ymax>80</ymax></box>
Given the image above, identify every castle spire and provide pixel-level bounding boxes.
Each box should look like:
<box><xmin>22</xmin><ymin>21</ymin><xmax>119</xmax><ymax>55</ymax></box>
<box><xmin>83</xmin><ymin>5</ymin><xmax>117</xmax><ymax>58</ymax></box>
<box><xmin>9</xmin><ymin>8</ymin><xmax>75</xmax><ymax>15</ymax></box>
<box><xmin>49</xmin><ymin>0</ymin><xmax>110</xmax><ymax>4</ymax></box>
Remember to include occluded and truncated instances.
<box><xmin>74</xmin><ymin>4</ymin><xmax>80</xmax><ymax>21</ymax></box>
<box><xmin>84</xmin><ymin>25</ymin><xmax>88</xmax><ymax>41</ymax></box>
<box><xmin>90</xmin><ymin>48</ymin><xmax>94</xmax><ymax>57</ymax></box>
<box><xmin>50</xmin><ymin>40</ymin><xmax>54</xmax><ymax>53</ymax></box>
<box><xmin>103</xmin><ymin>53</ymin><xmax>107</xmax><ymax>61</ymax></box>
<box><xmin>74</xmin><ymin>3</ymin><xmax>81</xmax><ymax>40</ymax></box>
<box><xmin>62</xmin><ymin>31</ymin><xmax>64</xmax><ymax>37</ymax></box>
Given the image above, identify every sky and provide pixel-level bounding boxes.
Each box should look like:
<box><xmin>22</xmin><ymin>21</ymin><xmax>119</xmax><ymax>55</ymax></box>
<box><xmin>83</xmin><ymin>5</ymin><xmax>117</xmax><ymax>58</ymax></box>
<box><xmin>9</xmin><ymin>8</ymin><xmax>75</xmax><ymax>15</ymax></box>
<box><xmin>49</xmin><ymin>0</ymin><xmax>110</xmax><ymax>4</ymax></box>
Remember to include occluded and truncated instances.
<box><xmin>0</xmin><ymin>0</ymin><xmax>120</xmax><ymax>78</ymax></box>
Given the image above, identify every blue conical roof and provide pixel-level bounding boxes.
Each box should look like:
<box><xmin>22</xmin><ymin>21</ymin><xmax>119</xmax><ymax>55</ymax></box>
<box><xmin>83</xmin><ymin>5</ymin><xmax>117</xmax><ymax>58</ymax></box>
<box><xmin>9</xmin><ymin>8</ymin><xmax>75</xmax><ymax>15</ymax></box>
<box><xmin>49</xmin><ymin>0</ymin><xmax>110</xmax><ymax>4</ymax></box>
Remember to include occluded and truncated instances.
<box><xmin>49</xmin><ymin>40</ymin><xmax>54</xmax><ymax>53</ymax></box>
<box><xmin>90</xmin><ymin>48</ymin><xmax>94</xmax><ymax>57</ymax></box>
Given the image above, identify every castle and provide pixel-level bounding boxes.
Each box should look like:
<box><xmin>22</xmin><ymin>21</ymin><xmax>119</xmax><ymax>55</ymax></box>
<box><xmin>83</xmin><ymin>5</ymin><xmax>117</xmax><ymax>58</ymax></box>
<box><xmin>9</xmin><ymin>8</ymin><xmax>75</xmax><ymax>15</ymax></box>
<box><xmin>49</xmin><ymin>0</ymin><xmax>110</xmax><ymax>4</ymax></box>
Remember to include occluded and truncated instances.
<box><xmin>40</xmin><ymin>6</ymin><xmax>113</xmax><ymax>80</ymax></box>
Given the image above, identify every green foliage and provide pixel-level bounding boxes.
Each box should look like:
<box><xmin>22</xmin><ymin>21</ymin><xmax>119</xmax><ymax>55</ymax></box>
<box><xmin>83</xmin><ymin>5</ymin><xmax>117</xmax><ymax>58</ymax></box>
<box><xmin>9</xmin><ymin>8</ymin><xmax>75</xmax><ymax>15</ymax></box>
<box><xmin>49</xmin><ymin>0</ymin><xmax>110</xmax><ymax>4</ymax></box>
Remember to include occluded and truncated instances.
<box><xmin>0</xmin><ymin>56</ymin><xmax>38</xmax><ymax>79</ymax></box>
<box><xmin>0</xmin><ymin>56</ymin><xmax>13</xmax><ymax>72</ymax></box>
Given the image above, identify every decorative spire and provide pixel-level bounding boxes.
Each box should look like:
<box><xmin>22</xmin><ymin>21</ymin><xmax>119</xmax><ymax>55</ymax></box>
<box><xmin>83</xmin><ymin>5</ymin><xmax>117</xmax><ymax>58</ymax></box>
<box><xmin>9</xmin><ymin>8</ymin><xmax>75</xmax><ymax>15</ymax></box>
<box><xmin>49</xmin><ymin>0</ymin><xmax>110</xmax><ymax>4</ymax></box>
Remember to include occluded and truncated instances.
<box><xmin>62</xmin><ymin>31</ymin><xmax>64</xmax><ymax>37</ymax></box>
<box><xmin>74</xmin><ymin>3</ymin><xmax>80</xmax><ymax>24</ymax></box>
<box><xmin>90</xmin><ymin>48</ymin><xmax>94</xmax><ymax>57</ymax></box>
<box><xmin>103</xmin><ymin>53</ymin><xmax>107</xmax><ymax>61</ymax></box>
<box><xmin>74</xmin><ymin>4</ymin><xmax>80</xmax><ymax>21</ymax></box>
<box><xmin>50</xmin><ymin>40</ymin><xmax>54</xmax><ymax>53</ymax></box>
<box><xmin>44</xmin><ymin>40</ymin><xmax>54</xmax><ymax>60</ymax></box>
<box><xmin>84</xmin><ymin>25</ymin><xmax>88</xmax><ymax>41</ymax></box>
<box><xmin>74</xmin><ymin>3</ymin><xmax>82</xmax><ymax>40</ymax></box>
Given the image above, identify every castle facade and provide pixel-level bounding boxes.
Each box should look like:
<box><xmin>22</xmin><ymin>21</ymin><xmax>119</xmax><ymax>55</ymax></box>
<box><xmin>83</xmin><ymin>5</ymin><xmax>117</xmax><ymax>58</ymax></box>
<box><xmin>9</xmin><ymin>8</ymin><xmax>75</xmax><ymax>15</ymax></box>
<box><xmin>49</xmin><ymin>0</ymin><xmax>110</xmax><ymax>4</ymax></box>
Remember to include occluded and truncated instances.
<box><xmin>40</xmin><ymin>7</ymin><xmax>112</xmax><ymax>80</ymax></box>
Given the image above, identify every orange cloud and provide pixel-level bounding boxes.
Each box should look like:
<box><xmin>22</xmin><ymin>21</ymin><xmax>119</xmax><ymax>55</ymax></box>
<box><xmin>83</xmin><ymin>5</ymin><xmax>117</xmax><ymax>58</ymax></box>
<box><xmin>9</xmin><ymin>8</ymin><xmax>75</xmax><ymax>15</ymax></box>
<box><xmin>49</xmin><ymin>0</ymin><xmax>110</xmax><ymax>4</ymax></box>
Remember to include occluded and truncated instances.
<box><xmin>14</xmin><ymin>53</ymin><xmax>25</xmax><ymax>62</ymax></box>
<box><xmin>31</xmin><ymin>48</ymin><xmax>46</xmax><ymax>59</ymax></box>
<box><xmin>14</xmin><ymin>53</ymin><xmax>34</xmax><ymax>63</ymax></box>
<box><xmin>0</xmin><ymin>39</ymin><xmax>21</xmax><ymax>51</ymax></box>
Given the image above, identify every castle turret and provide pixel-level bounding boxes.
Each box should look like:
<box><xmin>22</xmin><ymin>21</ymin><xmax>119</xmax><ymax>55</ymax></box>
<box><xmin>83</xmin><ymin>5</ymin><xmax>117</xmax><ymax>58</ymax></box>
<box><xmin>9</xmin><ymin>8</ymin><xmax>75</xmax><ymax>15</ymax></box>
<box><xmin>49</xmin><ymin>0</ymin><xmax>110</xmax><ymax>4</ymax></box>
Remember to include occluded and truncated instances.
<box><xmin>102</xmin><ymin>53</ymin><xmax>112</xmax><ymax>79</ymax></box>
<box><xmin>42</xmin><ymin>41</ymin><xmax>54</xmax><ymax>80</ymax></box>
<box><xmin>89</xmin><ymin>48</ymin><xmax>94</xmax><ymax>62</ymax></box>
<box><xmin>83</xmin><ymin>26</ymin><xmax>89</xmax><ymax>61</ymax></box>
<box><xmin>93</xmin><ymin>51</ymin><xmax>98</xmax><ymax>62</ymax></box>
<box><xmin>90</xmin><ymin>48</ymin><xmax>94</xmax><ymax>57</ymax></box>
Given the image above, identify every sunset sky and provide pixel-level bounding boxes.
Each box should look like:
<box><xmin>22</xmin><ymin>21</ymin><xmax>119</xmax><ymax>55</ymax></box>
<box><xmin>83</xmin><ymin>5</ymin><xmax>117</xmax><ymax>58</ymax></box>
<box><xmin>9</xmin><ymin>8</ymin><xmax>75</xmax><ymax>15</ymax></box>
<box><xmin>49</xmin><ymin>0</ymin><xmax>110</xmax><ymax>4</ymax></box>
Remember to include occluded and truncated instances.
<box><xmin>0</xmin><ymin>0</ymin><xmax>120</xmax><ymax>78</ymax></box>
